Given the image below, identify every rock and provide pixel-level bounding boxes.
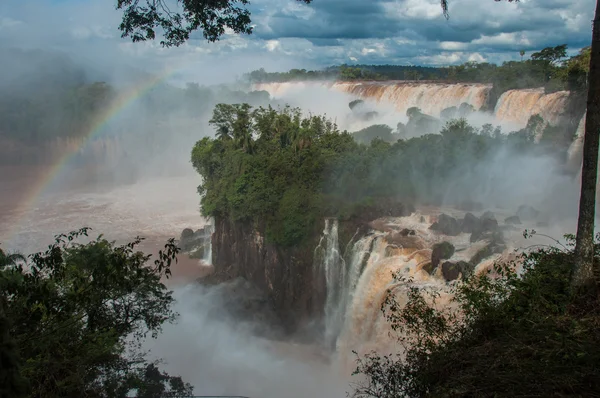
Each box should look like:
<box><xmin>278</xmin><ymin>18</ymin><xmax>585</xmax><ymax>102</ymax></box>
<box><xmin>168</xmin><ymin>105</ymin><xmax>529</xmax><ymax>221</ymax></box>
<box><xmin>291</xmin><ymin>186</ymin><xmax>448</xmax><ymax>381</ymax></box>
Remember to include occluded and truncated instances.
<box><xmin>481</xmin><ymin>217</ymin><xmax>498</xmax><ymax>232</ymax></box>
<box><xmin>431</xmin><ymin>241</ymin><xmax>455</xmax><ymax>268</ymax></box>
<box><xmin>421</xmin><ymin>262</ymin><xmax>435</xmax><ymax>275</ymax></box>
<box><xmin>430</xmin><ymin>214</ymin><xmax>462</xmax><ymax>236</ymax></box>
<box><xmin>179</xmin><ymin>226</ymin><xmax>212</xmax><ymax>252</ymax></box>
<box><xmin>461</xmin><ymin>212</ymin><xmax>480</xmax><ymax>234</ymax></box>
<box><xmin>481</xmin><ymin>211</ymin><xmax>496</xmax><ymax>222</ymax></box>
<box><xmin>441</xmin><ymin>261</ymin><xmax>475</xmax><ymax>281</ymax></box>
<box><xmin>458</xmin><ymin>102</ymin><xmax>475</xmax><ymax>118</ymax></box>
<box><xmin>470</xmin><ymin>212</ymin><xmax>499</xmax><ymax>242</ymax></box>
<box><xmin>505</xmin><ymin>215</ymin><xmax>521</xmax><ymax>225</ymax></box>
<box><xmin>400</xmin><ymin>228</ymin><xmax>416</xmax><ymax>236</ymax></box>
<box><xmin>181</xmin><ymin>228</ymin><xmax>195</xmax><ymax>240</ymax></box>
<box><xmin>469</xmin><ymin>233</ymin><xmax>506</xmax><ymax>266</ymax></box>
<box><xmin>440</xmin><ymin>106</ymin><xmax>457</xmax><ymax>120</ymax></box>
<box><xmin>517</xmin><ymin>205</ymin><xmax>540</xmax><ymax>221</ymax></box>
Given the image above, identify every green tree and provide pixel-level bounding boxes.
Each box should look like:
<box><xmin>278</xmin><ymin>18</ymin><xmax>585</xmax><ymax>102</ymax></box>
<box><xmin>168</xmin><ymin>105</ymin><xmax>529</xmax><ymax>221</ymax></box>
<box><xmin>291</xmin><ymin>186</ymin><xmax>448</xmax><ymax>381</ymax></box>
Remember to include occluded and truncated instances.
<box><xmin>0</xmin><ymin>248</ymin><xmax>27</xmax><ymax>398</ymax></box>
<box><xmin>520</xmin><ymin>49</ymin><xmax>525</xmax><ymax>61</ymax></box>
<box><xmin>116</xmin><ymin>0</ymin><xmax>312</xmax><ymax>47</ymax></box>
<box><xmin>531</xmin><ymin>44</ymin><xmax>568</xmax><ymax>65</ymax></box>
<box><xmin>0</xmin><ymin>229</ymin><xmax>193</xmax><ymax>397</ymax></box>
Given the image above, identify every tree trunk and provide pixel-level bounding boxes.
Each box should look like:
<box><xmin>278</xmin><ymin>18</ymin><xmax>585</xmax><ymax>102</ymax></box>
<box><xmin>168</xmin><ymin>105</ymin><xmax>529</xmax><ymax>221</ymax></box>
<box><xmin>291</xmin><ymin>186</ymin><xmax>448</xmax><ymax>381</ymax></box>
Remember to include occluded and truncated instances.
<box><xmin>573</xmin><ymin>0</ymin><xmax>600</xmax><ymax>288</ymax></box>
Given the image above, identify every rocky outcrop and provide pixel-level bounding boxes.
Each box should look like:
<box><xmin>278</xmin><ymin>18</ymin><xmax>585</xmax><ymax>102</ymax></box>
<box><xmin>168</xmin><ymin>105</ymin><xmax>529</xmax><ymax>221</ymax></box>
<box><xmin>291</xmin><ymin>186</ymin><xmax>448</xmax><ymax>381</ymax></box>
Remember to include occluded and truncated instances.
<box><xmin>432</xmin><ymin>241</ymin><xmax>455</xmax><ymax>268</ymax></box>
<box><xmin>430</xmin><ymin>214</ymin><xmax>462</xmax><ymax>236</ymax></box>
<box><xmin>441</xmin><ymin>261</ymin><xmax>475</xmax><ymax>281</ymax></box>
<box><xmin>206</xmin><ymin>202</ymin><xmax>413</xmax><ymax>332</ymax></box>
<box><xmin>205</xmin><ymin>217</ymin><xmax>322</xmax><ymax>333</ymax></box>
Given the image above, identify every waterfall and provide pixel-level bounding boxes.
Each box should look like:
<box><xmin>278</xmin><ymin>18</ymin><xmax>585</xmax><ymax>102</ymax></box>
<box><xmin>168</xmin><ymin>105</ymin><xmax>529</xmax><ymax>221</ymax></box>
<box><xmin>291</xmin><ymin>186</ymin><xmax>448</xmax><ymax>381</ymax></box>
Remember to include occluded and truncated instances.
<box><xmin>494</xmin><ymin>89</ymin><xmax>570</xmax><ymax>128</ymax></box>
<box><xmin>256</xmin><ymin>81</ymin><xmax>490</xmax><ymax>118</ymax></box>
<box><xmin>332</xmin><ymin>81</ymin><xmax>491</xmax><ymax>117</ymax></box>
<box><xmin>566</xmin><ymin>112</ymin><xmax>586</xmax><ymax>173</ymax></box>
<box><xmin>314</xmin><ymin>218</ymin><xmax>346</xmax><ymax>348</ymax></box>
<box><xmin>202</xmin><ymin>218</ymin><xmax>215</xmax><ymax>266</ymax></box>
<box><xmin>255</xmin><ymin>82</ymin><xmax>574</xmax><ymax>134</ymax></box>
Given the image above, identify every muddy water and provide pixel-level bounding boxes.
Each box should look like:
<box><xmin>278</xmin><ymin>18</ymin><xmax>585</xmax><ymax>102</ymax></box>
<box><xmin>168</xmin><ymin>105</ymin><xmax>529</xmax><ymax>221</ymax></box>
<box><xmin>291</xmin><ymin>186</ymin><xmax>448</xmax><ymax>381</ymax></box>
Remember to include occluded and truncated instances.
<box><xmin>0</xmin><ymin>166</ymin><xmax>210</xmax><ymax>282</ymax></box>
<box><xmin>0</xmin><ymin>166</ymin><xmax>351</xmax><ymax>397</ymax></box>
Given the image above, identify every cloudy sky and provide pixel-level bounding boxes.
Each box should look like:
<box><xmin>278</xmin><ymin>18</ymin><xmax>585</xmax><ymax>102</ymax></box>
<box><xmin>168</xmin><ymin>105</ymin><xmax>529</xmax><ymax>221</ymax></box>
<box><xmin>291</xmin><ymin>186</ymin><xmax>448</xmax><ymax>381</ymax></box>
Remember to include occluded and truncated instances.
<box><xmin>0</xmin><ymin>0</ymin><xmax>594</xmax><ymax>84</ymax></box>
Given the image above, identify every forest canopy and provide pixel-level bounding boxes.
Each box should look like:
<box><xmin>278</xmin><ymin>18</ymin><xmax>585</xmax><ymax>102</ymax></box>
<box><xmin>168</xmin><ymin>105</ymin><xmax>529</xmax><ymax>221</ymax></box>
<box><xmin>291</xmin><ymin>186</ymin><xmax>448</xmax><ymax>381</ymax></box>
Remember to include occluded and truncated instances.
<box><xmin>191</xmin><ymin>104</ymin><xmax>558</xmax><ymax>247</ymax></box>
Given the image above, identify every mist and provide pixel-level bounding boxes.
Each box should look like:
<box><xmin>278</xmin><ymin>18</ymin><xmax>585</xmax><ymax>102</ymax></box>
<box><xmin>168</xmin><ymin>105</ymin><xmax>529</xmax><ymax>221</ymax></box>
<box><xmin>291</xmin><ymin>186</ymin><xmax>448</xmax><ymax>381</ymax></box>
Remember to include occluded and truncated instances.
<box><xmin>144</xmin><ymin>283</ymin><xmax>349</xmax><ymax>398</ymax></box>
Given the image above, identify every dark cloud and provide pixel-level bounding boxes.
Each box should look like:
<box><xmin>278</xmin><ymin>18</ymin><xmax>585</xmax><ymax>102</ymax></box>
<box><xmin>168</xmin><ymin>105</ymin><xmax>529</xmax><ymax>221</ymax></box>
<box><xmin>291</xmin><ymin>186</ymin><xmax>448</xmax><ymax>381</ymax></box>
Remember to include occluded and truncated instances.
<box><xmin>0</xmin><ymin>0</ymin><xmax>594</xmax><ymax>74</ymax></box>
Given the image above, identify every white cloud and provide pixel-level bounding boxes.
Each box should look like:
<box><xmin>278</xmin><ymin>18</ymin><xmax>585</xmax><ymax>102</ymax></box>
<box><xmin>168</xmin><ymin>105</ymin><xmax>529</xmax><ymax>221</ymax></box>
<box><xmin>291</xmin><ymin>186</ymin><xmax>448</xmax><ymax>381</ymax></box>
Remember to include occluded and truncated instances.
<box><xmin>265</xmin><ymin>39</ymin><xmax>281</xmax><ymax>51</ymax></box>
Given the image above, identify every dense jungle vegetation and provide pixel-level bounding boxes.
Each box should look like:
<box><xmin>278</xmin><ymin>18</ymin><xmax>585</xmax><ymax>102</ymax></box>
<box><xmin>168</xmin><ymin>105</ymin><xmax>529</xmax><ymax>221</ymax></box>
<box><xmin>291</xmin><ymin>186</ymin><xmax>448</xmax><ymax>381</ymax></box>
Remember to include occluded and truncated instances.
<box><xmin>191</xmin><ymin>104</ymin><xmax>562</xmax><ymax>247</ymax></box>
<box><xmin>0</xmin><ymin>230</ymin><xmax>193</xmax><ymax>398</ymax></box>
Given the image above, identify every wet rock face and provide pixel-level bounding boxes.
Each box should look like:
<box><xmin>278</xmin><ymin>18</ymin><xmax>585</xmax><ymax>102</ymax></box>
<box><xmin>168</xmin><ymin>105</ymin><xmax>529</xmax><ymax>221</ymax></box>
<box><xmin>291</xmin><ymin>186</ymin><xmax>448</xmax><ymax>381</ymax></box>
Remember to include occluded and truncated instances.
<box><xmin>400</xmin><ymin>228</ymin><xmax>416</xmax><ymax>236</ymax></box>
<box><xmin>441</xmin><ymin>261</ymin><xmax>475</xmax><ymax>281</ymax></box>
<box><xmin>205</xmin><ymin>278</ymin><xmax>285</xmax><ymax>339</ymax></box>
<box><xmin>461</xmin><ymin>212</ymin><xmax>480</xmax><ymax>234</ymax></box>
<box><xmin>430</xmin><ymin>214</ymin><xmax>462</xmax><ymax>236</ymax></box>
<box><xmin>432</xmin><ymin>241</ymin><xmax>455</xmax><ymax>268</ymax></box>
<box><xmin>208</xmin><ymin>217</ymin><xmax>324</xmax><ymax>333</ymax></box>
<box><xmin>178</xmin><ymin>226</ymin><xmax>212</xmax><ymax>253</ymax></box>
<box><xmin>470</xmin><ymin>211</ymin><xmax>500</xmax><ymax>243</ymax></box>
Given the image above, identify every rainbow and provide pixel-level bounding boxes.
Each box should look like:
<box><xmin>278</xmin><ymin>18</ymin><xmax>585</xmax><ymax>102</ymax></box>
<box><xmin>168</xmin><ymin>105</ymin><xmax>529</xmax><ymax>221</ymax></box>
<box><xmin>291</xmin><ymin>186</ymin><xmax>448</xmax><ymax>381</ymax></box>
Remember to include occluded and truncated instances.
<box><xmin>3</xmin><ymin>67</ymin><xmax>178</xmax><ymax>242</ymax></box>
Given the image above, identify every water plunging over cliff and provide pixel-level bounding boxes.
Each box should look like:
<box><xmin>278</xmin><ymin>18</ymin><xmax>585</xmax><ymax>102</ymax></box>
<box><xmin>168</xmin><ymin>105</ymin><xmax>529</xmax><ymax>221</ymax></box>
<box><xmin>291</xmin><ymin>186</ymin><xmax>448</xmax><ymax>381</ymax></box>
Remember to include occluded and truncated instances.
<box><xmin>311</xmin><ymin>210</ymin><xmax>528</xmax><ymax>368</ymax></box>
<box><xmin>493</xmin><ymin>89</ymin><xmax>571</xmax><ymax>128</ymax></box>
<box><xmin>332</xmin><ymin>81</ymin><xmax>491</xmax><ymax>117</ymax></box>
<box><xmin>256</xmin><ymin>81</ymin><xmax>491</xmax><ymax>118</ymax></box>
<box><xmin>313</xmin><ymin>219</ymin><xmax>346</xmax><ymax>348</ymax></box>
<box><xmin>203</xmin><ymin>217</ymin><xmax>215</xmax><ymax>265</ymax></box>
<box><xmin>255</xmin><ymin>82</ymin><xmax>575</xmax><ymax>132</ymax></box>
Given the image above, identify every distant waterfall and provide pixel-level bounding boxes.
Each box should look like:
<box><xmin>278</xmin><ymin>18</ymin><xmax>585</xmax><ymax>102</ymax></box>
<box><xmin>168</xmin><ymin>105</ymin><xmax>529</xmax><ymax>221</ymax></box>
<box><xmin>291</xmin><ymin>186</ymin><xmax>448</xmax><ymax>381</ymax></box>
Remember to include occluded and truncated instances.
<box><xmin>256</xmin><ymin>81</ymin><xmax>491</xmax><ymax>118</ymax></box>
<box><xmin>332</xmin><ymin>81</ymin><xmax>491</xmax><ymax>117</ymax></box>
<box><xmin>255</xmin><ymin>82</ymin><xmax>574</xmax><ymax>132</ymax></box>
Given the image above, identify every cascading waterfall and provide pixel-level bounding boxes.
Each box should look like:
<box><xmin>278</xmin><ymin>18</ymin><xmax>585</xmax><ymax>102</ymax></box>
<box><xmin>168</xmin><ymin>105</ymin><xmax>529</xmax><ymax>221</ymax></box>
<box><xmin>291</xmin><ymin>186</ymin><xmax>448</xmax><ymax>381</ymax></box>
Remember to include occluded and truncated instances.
<box><xmin>313</xmin><ymin>218</ymin><xmax>346</xmax><ymax>348</ymax></box>
<box><xmin>493</xmin><ymin>88</ymin><xmax>571</xmax><ymax>128</ymax></box>
<box><xmin>332</xmin><ymin>81</ymin><xmax>491</xmax><ymax>117</ymax></box>
<box><xmin>255</xmin><ymin>82</ymin><xmax>575</xmax><ymax>133</ymax></box>
<box><xmin>256</xmin><ymin>81</ymin><xmax>491</xmax><ymax>118</ymax></box>
<box><xmin>314</xmin><ymin>218</ymin><xmax>390</xmax><ymax>350</ymax></box>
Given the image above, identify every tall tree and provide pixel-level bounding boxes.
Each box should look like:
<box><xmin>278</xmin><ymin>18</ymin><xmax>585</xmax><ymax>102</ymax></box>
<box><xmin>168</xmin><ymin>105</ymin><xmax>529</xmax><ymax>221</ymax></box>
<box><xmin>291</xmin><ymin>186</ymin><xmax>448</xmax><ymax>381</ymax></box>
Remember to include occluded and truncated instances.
<box><xmin>573</xmin><ymin>1</ymin><xmax>600</xmax><ymax>288</ymax></box>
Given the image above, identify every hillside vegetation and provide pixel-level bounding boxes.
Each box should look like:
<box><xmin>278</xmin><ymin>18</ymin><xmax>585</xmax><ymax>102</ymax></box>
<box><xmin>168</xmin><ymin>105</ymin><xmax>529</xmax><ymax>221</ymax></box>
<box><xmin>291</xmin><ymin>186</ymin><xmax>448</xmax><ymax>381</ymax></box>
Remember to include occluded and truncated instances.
<box><xmin>192</xmin><ymin>104</ymin><xmax>561</xmax><ymax>247</ymax></box>
<box><xmin>352</xmin><ymin>234</ymin><xmax>600</xmax><ymax>397</ymax></box>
